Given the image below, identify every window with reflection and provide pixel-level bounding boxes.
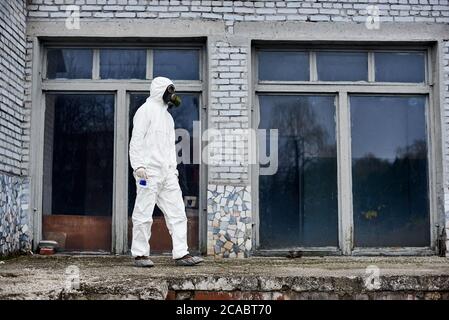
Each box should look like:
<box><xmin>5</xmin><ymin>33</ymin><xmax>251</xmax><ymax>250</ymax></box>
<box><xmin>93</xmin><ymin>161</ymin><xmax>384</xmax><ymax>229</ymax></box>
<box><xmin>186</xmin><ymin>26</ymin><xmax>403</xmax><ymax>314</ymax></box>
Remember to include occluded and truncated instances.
<box><xmin>47</xmin><ymin>49</ymin><xmax>93</xmax><ymax>79</ymax></box>
<box><xmin>41</xmin><ymin>44</ymin><xmax>204</xmax><ymax>253</ymax></box>
<box><xmin>258</xmin><ymin>51</ymin><xmax>309</xmax><ymax>81</ymax></box>
<box><xmin>43</xmin><ymin>94</ymin><xmax>115</xmax><ymax>216</ymax></box>
<box><xmin>256</xmin><ymin>47</ymin><xmax>431</xmax><ymax>251</ymax></box>
<box><xmin>350</xmin><ymin>96</ymin><xmax>429</xmax><ymax>247</ymax></box>
<box><xmin>258</xmin><ymin>95</ymin><xmax>338</xmax><ymax>248</ymax></box>
<box><xmin>375</xmin><ymin>52</ymin><xmax>425</xmax><ymax>83</ymax></box>
<box><xmin>317</xmin><ymin>51</ymin><xmax>368</xmax><ymax>81</ymax></box>
<box><xmin>153</xmin><ymin>49</ymin><xmax>200</xmax><ymax>80</ymax></box>
<box><xmin>100</xmin><ymin>49</ymin><xmax>147</xmax><ymax>79</ymax></box>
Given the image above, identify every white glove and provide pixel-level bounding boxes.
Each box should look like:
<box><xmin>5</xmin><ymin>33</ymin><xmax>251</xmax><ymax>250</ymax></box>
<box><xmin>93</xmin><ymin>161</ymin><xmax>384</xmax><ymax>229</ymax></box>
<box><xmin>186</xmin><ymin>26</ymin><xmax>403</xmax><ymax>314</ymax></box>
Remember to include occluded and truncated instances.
<box><xmin>135</xmin><ymin>167</ymin><xmax>147</xmax><ymax>180</ymax></box>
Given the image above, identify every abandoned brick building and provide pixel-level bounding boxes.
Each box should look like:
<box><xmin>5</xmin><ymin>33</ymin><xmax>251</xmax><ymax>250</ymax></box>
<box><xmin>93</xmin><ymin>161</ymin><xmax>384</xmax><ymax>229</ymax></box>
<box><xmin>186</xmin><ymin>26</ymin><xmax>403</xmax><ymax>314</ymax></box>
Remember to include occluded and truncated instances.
<box><xmin>0</xmin><ymin>0</ymin><xmax>448</xmax><ymax>258</ymax></box>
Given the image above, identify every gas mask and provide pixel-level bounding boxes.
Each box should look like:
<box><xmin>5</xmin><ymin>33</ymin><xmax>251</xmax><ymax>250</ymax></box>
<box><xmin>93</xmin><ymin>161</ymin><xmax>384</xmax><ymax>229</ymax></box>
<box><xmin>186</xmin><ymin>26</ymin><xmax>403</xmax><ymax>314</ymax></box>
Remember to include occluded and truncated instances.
<box><xmin>162</xmin><ymin>84</ymin><xmax>182</xmax><ymax>108</ymax></box>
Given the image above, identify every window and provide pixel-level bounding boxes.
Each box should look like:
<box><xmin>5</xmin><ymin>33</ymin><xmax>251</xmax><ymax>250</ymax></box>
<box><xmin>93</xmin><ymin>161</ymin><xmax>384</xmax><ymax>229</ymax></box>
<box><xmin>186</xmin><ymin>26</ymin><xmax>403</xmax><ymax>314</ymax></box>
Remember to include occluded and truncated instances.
<box><xmin>42</xmin><ymin>94</ymin><xmax>115</xmax><ymax>251</ymax></box>
<box><xmin>258</xmin><ymin>51</ymin><xmax>309</xmax><ymax>81</ymax></box>
<box><xmin>255</xmin><ymin>45</ymin><xmax>432</xmax><ymax>253</ymax></box>
<box><xmin>41</xmin><ymin>44</ymin><xmax>204</xmax><ymax>253</ymax></box>
<box><xmin>258</xmin><ymin>95</ymin><xmax>338</xmax><ymax>248</ymax></box>
<box><xmin>257</xmin><ymin>49</ymin><xmax>426</xmax><ymax>83</ymax></box>
<box><xmin>351</xmin><ymin>96</ymin><xmax>429</xmax><ymax>247</ymax></box>
<box><xmin>153</xmin><ymin>49</ymin><xmax>200</xmax><ymax>80</ymax></box>
<box><xmin>100</xmin><ymin>49</ymin><xmax>147</xmax><ymax>79</ymax></box>
<box><xmin>316</xmin><ymin>51</ymin><xmax>368</xmax><ymax>81</ymax></box>
<box><xmin>47</xmin><ymin>49</ymin><xmax>93</xmax><ymax>79</ymax></box>
<box><xmin>374</xmin><ymin>52</ymin><xmax>426</xmax><ymax>83</ymax></box>
<box><xmin>45</xmin><ymin>47</ymin><xmax>201</xmax><ymax>80</ymax></box>
<box><xmin>43</xmin><ymin>94</ymin><xmax>115</xmax><ymax>217</ymax></box>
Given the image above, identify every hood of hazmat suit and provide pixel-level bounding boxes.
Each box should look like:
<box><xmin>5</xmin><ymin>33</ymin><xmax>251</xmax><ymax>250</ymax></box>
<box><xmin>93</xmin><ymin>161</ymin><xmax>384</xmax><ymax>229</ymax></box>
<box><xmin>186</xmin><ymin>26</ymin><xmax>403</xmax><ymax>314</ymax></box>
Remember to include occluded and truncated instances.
<box><xmin>129</xmin><ymin>76</ymin><xmax>178</xmax><ymax>176</ymax></box>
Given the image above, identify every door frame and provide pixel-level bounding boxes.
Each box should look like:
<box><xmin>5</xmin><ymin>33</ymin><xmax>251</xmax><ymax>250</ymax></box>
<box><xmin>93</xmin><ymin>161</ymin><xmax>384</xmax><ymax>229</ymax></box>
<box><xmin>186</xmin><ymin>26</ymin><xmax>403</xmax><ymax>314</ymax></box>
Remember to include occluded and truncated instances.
<box><xmin>30</xmin><ymin>38</ymin><xmax>208</xmax><ymax>254</ymax></box>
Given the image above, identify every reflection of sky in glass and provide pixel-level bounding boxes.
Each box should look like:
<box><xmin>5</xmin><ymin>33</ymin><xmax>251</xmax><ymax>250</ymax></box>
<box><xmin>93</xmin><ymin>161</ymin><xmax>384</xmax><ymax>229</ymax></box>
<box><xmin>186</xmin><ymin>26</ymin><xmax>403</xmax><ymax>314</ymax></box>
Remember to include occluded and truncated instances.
<box><xmin>317</xmin><ymin>51</ymin><xmax>368</xmax><ymax>81</ymax></box>
<box><xmin>153</xmin><ymin>49</ymin><xmax>200</xmax><ymax>80</ymax></box>
<box><xmin>258</xmin><ymin>51</ymin><xmax>309</xmax><ymax>81</ymax></box>
<box><xmin>375</xmin><ymin>52</ymin><xmax>425</xmax><ymax>83</ymax></box>
<box><xmin>350</xmin><ymin>96</ymin><xmax>426</xmax><ymax>161</ymax></box>
<box><xmin>100</xmin><ymin>49</ymin><xmax>146</xmax><ymax>79</ymax></box>
<box><xmin>351</xmin><ymin>95</ymin><xmax>429</xmax><ymax>247</ymax></box>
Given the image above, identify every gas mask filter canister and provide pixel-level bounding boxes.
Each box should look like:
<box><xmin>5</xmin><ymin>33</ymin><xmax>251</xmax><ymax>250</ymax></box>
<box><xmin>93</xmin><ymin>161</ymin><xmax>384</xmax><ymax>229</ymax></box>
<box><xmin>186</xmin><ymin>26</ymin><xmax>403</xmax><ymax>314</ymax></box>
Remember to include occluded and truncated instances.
<box><xmin>163</xmin><ymin>84</ymin><xmax>182</xmax><ymax>108</ymax></box>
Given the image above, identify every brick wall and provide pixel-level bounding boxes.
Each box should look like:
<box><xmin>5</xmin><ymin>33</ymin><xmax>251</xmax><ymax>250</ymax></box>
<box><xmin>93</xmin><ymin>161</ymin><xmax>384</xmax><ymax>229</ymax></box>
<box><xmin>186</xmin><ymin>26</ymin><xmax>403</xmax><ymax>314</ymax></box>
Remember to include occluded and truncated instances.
<box><xmin>0</xmin><ymin>0</ymin><xmax>27</xmax><ymax>176</ymax></box>
<box><xmin>26</xmin><ymin>0</ymin><xmax>449</xmax><ymax>25</ymax></box>
<box><xmin>0</xmin><ymin>0</ymin><xmax>31</xmax><ymax>257</ymax></box>
<box><xmin>209</xmin><ymin>41</ymin><xmax>249</xmax><ymax>183</ymax></box>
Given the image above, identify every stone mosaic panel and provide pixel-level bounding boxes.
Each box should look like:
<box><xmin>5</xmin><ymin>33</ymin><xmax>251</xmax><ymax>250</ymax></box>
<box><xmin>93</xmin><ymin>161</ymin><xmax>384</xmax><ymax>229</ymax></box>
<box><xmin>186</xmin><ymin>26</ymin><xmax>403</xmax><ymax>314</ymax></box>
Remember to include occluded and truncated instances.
<box><xmin>207</xmin><ymin>184</ymin><xmax>252</xmax><ymax>258</ymax></box>
<box><xmin>0</xmin><ymin>173</ymin><xmax>31</xmax><ymax>257</ymax></box>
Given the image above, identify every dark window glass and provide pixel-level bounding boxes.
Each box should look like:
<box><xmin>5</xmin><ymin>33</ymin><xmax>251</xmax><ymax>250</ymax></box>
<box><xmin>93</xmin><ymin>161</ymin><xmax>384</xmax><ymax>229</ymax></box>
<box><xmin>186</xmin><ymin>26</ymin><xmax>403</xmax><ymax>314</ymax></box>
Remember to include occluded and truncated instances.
<box><xmin>351</xmin><ymin>96</ymin><xmax>429</xmax><ymax>247</ymax></box>
<box><xmin>153</xmin><ymin>49</ymin><xmax>200</xmax><ymax>80</ymax></box>
<box><xmin>100</xmin><ymin>49</ymin><xmax>146</xmax><ymax>79</ymax></box>
<box><xmin>258</xmin><ymin>95</ymin><xmax>338</xmax><ymax>248</ymax></box>
<box><xmin>317</xmin><ymin>51</ymin><xmax>368</xmax><ymax>81</ymax></box>
<box><xmin>43</xmin><ymin>94</ymin><xmax>115</xmax><ymax>216</ymax></box>
<box><xmin>375</xmin><ymin>52</ymin><xmax>425</xmax><ymax>83</ymax></box>
<box><xmin>47</xmin><ymin>49</ymin><xmax>93</xmax><ymax>79</ymax></box>
<box><xmin>258</xmin><ymin>51</ymin><xmax>309</xmax><ymax>81</ymax></box>
<box><xmin>128</xmin><ymin>93</ymin><xmax>200</xmax><ymax>217</ymax></box>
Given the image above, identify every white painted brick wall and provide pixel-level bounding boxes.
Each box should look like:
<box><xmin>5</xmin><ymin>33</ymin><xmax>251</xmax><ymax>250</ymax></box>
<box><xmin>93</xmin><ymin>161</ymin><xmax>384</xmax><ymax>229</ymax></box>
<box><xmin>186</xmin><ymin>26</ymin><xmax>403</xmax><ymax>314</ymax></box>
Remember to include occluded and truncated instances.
<box><xmin>26</xmin><ymin>0</ymin><xmax>449</xmax><ymax>24</ymax></box>
<box><xmin>208</xmin><ymin>41</ymin><xmax>249</xmax><ymax>183</ymax></box>
<box><xmin>0</xmin><ymin>1</ymin><xmax>27</xmax><ymax>176</ymax></box>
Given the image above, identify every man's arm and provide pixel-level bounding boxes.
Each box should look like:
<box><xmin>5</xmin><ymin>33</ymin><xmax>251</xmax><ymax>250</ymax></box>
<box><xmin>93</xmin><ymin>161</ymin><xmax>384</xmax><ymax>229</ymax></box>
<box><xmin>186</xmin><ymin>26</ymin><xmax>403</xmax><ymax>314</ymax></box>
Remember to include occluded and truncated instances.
<box><xmin>172</xmin><ymin>140</ymin><xmax>179</xmax><ymax>177</ymax></box>
<box><xmin>129</xmin><ymin>108</ymin><xmax>148</xmax><ymax>173</ymax></box>
<box><xmin>170</xmin><ymin>123</ymin><xmax>179</xmax><ymax>177</ymax></box>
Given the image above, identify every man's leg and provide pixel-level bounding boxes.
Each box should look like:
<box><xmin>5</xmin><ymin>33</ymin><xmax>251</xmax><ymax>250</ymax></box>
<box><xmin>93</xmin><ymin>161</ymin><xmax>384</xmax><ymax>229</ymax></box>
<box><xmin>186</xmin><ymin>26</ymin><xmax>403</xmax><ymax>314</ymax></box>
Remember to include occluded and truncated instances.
<box><xmin>156</xmin><ymin>173</ymin><xmax>189</xmax><ymax>259</ymax></box>
<box><xmin>131</xmin><ymin>175</ymin><xmax>158</xmax><ymax>258</ymax></box>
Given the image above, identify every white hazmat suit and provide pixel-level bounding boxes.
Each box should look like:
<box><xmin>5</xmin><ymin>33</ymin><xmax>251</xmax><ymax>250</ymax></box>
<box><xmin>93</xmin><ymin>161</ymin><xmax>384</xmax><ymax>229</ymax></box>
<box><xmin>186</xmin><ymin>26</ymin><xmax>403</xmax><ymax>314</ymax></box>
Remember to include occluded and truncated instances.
<box><xmin>129</xmin><ymin>76</ymin><xmax>189</xmax><ymax>260</ymax></box>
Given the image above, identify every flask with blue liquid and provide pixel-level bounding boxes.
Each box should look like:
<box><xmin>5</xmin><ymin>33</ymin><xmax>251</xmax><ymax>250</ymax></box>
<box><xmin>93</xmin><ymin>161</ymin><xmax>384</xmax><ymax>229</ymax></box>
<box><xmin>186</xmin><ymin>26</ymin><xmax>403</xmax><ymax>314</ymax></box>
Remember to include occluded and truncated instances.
<box><xmin>138</xmin><ymin>179</ymin><xmax>149</xmax><ymax>189</ymax></box>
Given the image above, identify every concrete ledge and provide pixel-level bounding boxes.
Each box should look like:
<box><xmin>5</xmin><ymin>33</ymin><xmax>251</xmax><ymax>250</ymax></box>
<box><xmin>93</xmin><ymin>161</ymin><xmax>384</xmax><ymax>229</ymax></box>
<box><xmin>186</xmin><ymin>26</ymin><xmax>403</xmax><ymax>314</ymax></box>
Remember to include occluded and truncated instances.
<box><xmin>0</xmin><ymin>255</ymin><xmax>448</xmax><ymax>300</ymax></box>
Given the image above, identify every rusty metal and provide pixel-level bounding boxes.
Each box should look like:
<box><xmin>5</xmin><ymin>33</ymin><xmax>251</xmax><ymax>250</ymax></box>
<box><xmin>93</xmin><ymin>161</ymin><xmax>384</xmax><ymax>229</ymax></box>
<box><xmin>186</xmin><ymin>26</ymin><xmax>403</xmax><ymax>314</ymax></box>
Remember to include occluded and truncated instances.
<box><xmin>43</xmin><ymin>215</ymin><xmax>112</xmax><ymax>251</ymax></box>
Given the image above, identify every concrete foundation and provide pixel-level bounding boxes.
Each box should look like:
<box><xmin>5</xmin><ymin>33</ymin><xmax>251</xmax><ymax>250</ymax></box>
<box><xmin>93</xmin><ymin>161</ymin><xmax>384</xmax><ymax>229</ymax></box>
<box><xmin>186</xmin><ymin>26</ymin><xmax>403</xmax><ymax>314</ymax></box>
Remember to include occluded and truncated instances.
<box><xmin>1</xmin><ymin>255</ymin><xmax>448</xmax><ymax>300</ymax></box>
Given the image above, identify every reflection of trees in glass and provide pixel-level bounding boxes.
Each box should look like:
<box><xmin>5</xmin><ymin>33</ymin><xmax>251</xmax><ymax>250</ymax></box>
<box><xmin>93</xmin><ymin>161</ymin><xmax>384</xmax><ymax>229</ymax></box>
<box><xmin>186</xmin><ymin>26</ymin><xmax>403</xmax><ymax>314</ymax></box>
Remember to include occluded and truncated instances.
<box><xmin>259</xmin><ymin>96</ymin><xmax>338</xmax><ymax>248</ymax></box>
<box><xmin>352</xmin><ymin>139</ymin><xmax>429</xmax><ymax>247</ymax></box>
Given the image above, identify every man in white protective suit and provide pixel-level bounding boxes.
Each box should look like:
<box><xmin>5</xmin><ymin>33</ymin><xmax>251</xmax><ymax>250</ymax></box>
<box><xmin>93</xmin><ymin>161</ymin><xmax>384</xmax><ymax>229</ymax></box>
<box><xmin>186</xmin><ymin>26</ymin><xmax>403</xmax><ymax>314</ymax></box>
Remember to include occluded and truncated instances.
<box><xmin>129</xmin><ymin>76</ymin><xmax>204</xmax><ymax>267</ymax></box>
